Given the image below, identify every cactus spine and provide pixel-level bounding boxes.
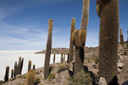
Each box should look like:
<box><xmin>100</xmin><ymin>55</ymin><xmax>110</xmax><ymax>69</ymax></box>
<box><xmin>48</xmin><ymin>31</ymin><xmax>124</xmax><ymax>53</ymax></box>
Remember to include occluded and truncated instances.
<box><xmin>44</xmin><ymin>19</ymin><xmax>53</xmax><ymax>79</ymax></box>
<box><xmin>26</xmin><ymin>70</ymin><xmax>35</xmax><ymax>85</ymax></box>
<box><xmin>120</xmin><ymin>28</ymin><xmax>124</xmax><ymax>44</ymax></box>
<box><xmin>72</xmin><ymin>29</ymin><xmax>86</xmax><ymax>75</ymax></box>
<box><xmin>33</xmin><ymin>64</ymin><xmax>35</xmax><ymax>70</ymax></box>
<box><xmin>28</xmin><ymin>60</ymin><xmax>31</xmax><ymax>72</ymax></box>
<box><xmin>4</xmin><ymin>66</ymin><xmax>9</xmax><ymax>82</ymax></box>
<box><xmin>61</xmin><ymin>51</ymin><xmax>63</xmax><ymax>63</ymax></box>
<box><xmin>14</xmin><ymin>61</ymin><xmax>17</xmax><ymax>77</ymax></box>
<box><xmin>53</xmin><ymin>53</ymin><xmax>55</xmax><ymax>63</ymax></box>
<box><xmin>11</xmin><ymin>69</ymin><xmax>13</xmax><ymax>78</ymax></box>
<box><xmin>96</xmin><ymin>0</ymin><xmax>119</xmax><ymax>84</ymax></box>
<box><xmin>69</xmin><ymin>18</ymin><xmax>75</xmax><ymax>63</ymax></box>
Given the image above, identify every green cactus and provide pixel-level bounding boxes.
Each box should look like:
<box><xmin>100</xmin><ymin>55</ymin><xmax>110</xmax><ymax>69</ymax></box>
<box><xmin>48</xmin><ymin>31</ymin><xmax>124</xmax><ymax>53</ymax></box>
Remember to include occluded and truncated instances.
<box><xmin>120</xmin><ymin>28</ymin><xmax>124</xmax><ymax>44</ymax></box>
<box><xmin>61</xmin><ymin>51</ymin><xmax>63</xmax><ymax>63</ymax></box>
<box><xmin>72</xmin><ymin>29</ymin><xmax>86</xmax><ymax>75</ymax></box>
<box><xmin>11</xmin><ymin>69</ymin><xmax>13</xmax><ymax>78</ymax></box>
<box><xmin>14</xmin><ymin>61</ymin><xmax>17</xmax><ymax>77</ymax></box>
<box><xmin>4</xmin><ymin>66</ymin><xmax>9</xmax><ymax>82</ymax></box>
<box><xmin>33</xmin><ymin>64</ymin><xmax>35</xmax><ymax>70</ymax></box>
<box><xmin>53</xmin><ymin>53</ymin><xmax>55</xmax><ymax>63</ymax></box>
<box><xmin>26</xmin><ymin>70</ymin><xmax>35</xmax><ymax>85</ymax></box>
<box><xmin>20</xmin><ymin>58</ymin><xmax>24</xmax><ymax>74</ymax></box>
<box><xmin>69</xmin><ymin>18</ymin><xmax>75</xmax><ymax>63</ymax></box>
<box><xmin>17</xmin><ymin>57</ymin><xmax>21</xmax><ymax>74</ymax></box>
<box><xmin>96</xmin><ymin>0</ymin><xmax>119</xmax><ymax>84</ymax></box>
<box><xmin>44</xmin><ymin>19</ymin><xmax>53</xmax><ymax>79</ymax></box>
<box><xmin>28</xmin><ymin>60</ymin><xmax>32</xmax><ymax>72</ymax></box>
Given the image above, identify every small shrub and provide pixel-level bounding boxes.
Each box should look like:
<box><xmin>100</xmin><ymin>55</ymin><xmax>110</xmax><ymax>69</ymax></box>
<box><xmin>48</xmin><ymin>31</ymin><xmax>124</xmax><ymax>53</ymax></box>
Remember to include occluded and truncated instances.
<box><xmin>35</xmin><ymin>71</ymin><xmax>40</xmax><ymax>74</ymax></box>
<box><xmin>124</xmin><ymin>46</ymin><xmax>128</xmax><ymax>49</ymax></box>
<box><xmin>67</xmin><ymin>75</ymin><xmax>72</xmax><ymax>81</ymax></box>
<box><xmin>48</xmin><ymin>73</ymin><xmax>55</xmax><ymax>81</ymax></box>
<box><xmin>68</xmin><ymin>70</ymin><xmax>93</xmax><ymax>85</ymax></box>
<box><xmin>122</xmin><ymin>44</ymin><xmax>124</xmax><ymax>47</ymax></box>
<box><xmin>95</xmin><ymin>57</ymin><xmax>99</xmax><ymax>64</ymax></box>
<box><xmin>57</xmin><ymin>64</ymin><xmax>70</xmax><ymax>73</ymax></box>
<box><xmin>41</xmin><ymin>84</ymin><xmax>44</xmax><ymax>85</ymax></box>
<box><xmin>19</xmin><ymin>84</ymin><xmax>25</xmax><ymax>85</ymax></box>
<box><xmin>0</xmin><ymin>81</ymin><xmax>3</xmax><ymax>85</ymax></box>
<box><xmin>124</xmin><ymin>51</ymin><xmax>128</xmax><ymax>55</ymax></box>
<box><xmin>35</xmin><ymin>77</ymin><xmax>41</xmax><ymax>83</ymax></box>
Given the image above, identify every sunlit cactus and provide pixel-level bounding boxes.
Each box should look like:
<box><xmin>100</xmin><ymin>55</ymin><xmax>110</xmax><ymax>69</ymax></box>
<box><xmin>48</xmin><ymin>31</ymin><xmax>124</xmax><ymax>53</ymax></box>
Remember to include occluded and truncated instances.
<box><xmin>33</xmin><ymin>64</ymin><xmax>35</xmax><ymax>70</ymax></box>
<box><xmin>72</xmin><ymin>29</ymin><xmax>86</xmax><ymax>75</ymax></box>
<box><xmin>26</xmin><ymin>70</ymin><xmax>35</xmax><ymax>85</ymax></box>
<box><xmin>120</xmin><ymin>28</ymin><xmax>124</xmax><ymax>44</ymax></box>
<box><xmin>69</xmin><ymin>18</ymin><xmax>75</xmax><ymax>63</ymax></box>
<box><xmin>53</xmin><ymin>53</ymin><xmax>55</xmax><ymax>63</ymax></box>
<box><xmin>96</xmin><ymin>0</ymin><xmax>119</xmax><ymax>84</ymax></box>
<box><xmin>20</xmin><ymin>58</ymin><xmax>24</xmax><ymax>74</ymax></box>
<box><xmin>61</xmin><ymin>51</ymin><xmax>63</xmax><ymax>63</ymax></box>
<box><xmin>28</xmin><ymin>60</ymin><xmax>32</xmax><ymax>72</ymax></box>
<box><xmin>4</xmin><ymin>66</ymin><xmax>9</xmax><ymax>82</ymax></box>
<box><xmin>14</xmin><ymin>61</ymin><xmax>17</xmax><ymax>77</ymax></box>
<box><xmin>11</xmin><ymin>69</ymin><xmax>14</xmax><ymax>78</ymax></box>
<box><xmin>44</xmin><ymin>19</ymin><xmax>53</xmax><ymax>79</ymax></box>
<box><xmin>17</xmin><ymin>57</ymin><xmax>21</xmax><ymax>74</ymax></box>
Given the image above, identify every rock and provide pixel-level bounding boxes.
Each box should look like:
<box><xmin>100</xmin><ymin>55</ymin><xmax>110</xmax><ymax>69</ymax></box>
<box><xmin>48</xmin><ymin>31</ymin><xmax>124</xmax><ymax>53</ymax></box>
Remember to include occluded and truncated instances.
<box><xmin>118</xmin><ymin>55</ymin><xmax>123</xmax><ymax>59</ymax></box>
<box><xmin>122</xmin><ymin>81</ymin><xmax>128</xmax><ymax>85</ymax></box>
<box><xmin>98</xmin><ymin>77</ymin><xmax>107</xmax><ymax>85</ymax></box>
<box><xmin>118</xmin><ymin>68</ymin><xmax>121</xmax><ymax>74</ymax></box>
<box><xmin>118</xmin><ymin>63</ymin><xmax>124</xmax><ymax>69</ymax></box>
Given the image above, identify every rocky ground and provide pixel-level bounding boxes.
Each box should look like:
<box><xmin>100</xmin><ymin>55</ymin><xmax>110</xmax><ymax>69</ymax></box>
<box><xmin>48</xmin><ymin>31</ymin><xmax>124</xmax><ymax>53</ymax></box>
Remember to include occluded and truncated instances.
<box><xmin>1</xmin><ymin>42</ymin><xmax>128</xmax><ymax>85</ymax></box>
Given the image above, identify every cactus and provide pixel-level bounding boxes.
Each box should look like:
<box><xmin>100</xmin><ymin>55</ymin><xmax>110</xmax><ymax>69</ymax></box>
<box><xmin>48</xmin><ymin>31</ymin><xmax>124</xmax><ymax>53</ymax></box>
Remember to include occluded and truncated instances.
<box><xmin>63</xmin><ymin>54</ymin><xmax>65</xmax><ymax>62</ymax></box>
<box><xmin>80</xmin><ymin>0</ymin><xmax>90</xmax><ymax>30</ymax></box>
<box><xmin>72</xmin><ymin>29</ymin><xmax>86</xmax><ymax>75</ymax></box>
<box><xmin>20</xmin><ymin>58</ymin><xmax>24</xmax><ymax>74</ymax></box>
<box><xmin>53</xmin><ymin>53</ymin><xmax>55</xmax><ymax>63</ymax></box>
<box><xmin>127</xmin><ymin>30</ymin><xmax>128</xmax><ymax>46</ymax></box>
<box><xmin>96</xmin><ymin>0</ymin><xmax>119</xmax><ymax>84</ymax></box>
<box><xmin>61</xmin><ymin>51</ymin><xmax>63</xmax><ymax>63</ymax></box>
<box><xmin>120</xmin><ymin>33</ymin><xmax>124</xmax><ymax>44</ymax></box>
<box><xmin>69</xmin><ymin>18</ymin><xmax>75</xmax><ymax>63</ymax></box>
<box><xmin>14</xmin><ymin>61</ymin><xmax>17</xmax><ymax>77</ymax></box>
<box><xmin>44</xmin><ymin>19</ymin><xmax>53</xmax><ymax>79</ymax></box>
<box><xmin>26</xmin><ymin>70</ymin><xmax>35</xmax><ymax>85</ymax></box>
<box><xmin>28</xmin><ymin>60</ymin><xmax>32</xmax><ymax>72</ymax></box>
<box><xmin>11</xmin><ymin>69</ymin><xmax>13</xmax><ymax>78</ymax></box>
<box><xmin>67</xmin><ymin>52</ymin><xmax>69</xmax><ymax>63</ymax></box>
<box><xmin>17</xmin><ymin>57</ymin><xmax>21</xmax><ymax>74</ymax></box>
<box><xmin>33</xmin><ymin>64</ymin><xmax>35</xmax><ymax>70</ymax></box>
<box><xmin>4</xmin><ymin>66</ymin><xmax>9</xmax><ymax>82</ymax></box>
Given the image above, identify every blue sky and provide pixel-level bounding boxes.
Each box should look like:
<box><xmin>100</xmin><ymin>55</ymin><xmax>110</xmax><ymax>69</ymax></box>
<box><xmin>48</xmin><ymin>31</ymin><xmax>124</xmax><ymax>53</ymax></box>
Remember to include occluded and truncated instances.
<box><xmin>0</xmin><ymin>0</ymin><xmax>127</xmax><ymax>50</ymax></box>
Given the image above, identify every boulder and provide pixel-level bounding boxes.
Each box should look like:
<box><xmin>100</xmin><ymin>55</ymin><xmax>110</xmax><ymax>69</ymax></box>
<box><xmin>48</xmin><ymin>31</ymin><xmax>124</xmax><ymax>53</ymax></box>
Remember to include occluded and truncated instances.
<box><xmin>98</xmin><ymin>77</ymin><xmax>107</xmax><ymax>85</ymax></box>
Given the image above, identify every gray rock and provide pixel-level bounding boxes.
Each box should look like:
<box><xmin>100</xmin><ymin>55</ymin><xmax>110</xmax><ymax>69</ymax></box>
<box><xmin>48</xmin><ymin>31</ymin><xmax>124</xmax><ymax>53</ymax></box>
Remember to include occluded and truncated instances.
<box><xmin>98</xmin><ymin>77</ymin><xmax>107</xmax><ymax>85</ymax></box>
<box><xmin>118</xmin><ymin>63</ymin><xmax>124</xmax><ymax>68</ymax></box>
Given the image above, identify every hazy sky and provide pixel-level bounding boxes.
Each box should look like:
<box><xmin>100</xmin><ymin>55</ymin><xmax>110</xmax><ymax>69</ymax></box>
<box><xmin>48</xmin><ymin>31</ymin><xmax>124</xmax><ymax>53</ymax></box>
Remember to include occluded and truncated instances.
<box><xmin>0</xmin><ymin>0</ymin><xmax>128</xmax><ymax>50</ymax></box>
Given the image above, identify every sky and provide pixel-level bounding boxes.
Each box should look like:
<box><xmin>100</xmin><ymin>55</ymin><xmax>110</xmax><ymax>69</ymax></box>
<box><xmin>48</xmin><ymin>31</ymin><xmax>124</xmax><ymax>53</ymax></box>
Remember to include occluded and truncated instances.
<box><xmin>0</xmin><ymin>0</ymin><xmax>128</xmax><ymax>50</ymax></box>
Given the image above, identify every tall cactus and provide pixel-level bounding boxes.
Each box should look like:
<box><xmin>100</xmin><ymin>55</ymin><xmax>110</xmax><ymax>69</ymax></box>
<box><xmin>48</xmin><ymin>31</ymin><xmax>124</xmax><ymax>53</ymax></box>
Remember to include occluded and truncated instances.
<box><xmin>11</xmin><ymin>69</ymin><xmax>13</xmax><ymax>78</ymax></box>
<box><xmin>17</xmin><ymin>57</ymin><xmax>21</xmax><ymax>74</ymax></box>
<box><xmin>69</xmin><ymin>18</ymin><xmax>75</xmax><ymax>63</ymax></box>
<box><xmin>67</xmin><ymin>52</ymin><xmax>69</xmax><ymax>63</ymax></box>
<box><xmin>14</xmin><ymin>61</ymin><xmax>17</xmax><ymax>77</ymax></box>
<box><xmin>120</xmin><ymin>28</ymin><xmax>124</xmax><ymax>44</ymax></box>
<box><xmin>26</xmin><ymin>70</ymin><xmax>35</xmax><ymax>85</ymax></box>
<box><xmin>61</xmin><ymin>51</ymin><xmax>63</xmax><ymax>63</ymax></box>
<box><xmin>44</xmin><ymin>19</ymin><xmax>53</xmax><ymax>79</ymax></box>
<box><xmin>80</xmin><ymin>0</ymin><xmax>90</xmax><ymax>30</ymax></box>
<box><xmin>127</xmin><ymin>30</ymin><xmax>128</xmax><ymax>46</ymax></box>
<box><xmin>4</xmin><ymin>66</ymin><xmax>9</xmax><ymax>82</ymax></box>
<box><xmin>96</xmin><ymin>0</ymin><xmax>119</xmax><ymax>84</ymax></box>
<box><xmin>20</xmin><ymin>58</ymin><xmax>24</xmax><ymax>74</ymax></box>
<box><xmin>63</xmin><ymin>54</ymin><xmax>65</xmax><ymax>62</ymax></box>
<box><xmin>28</xmin><ymin>60</ymin><xmax>32</xmax><ymax>72</ymax></box>
<box><xmin>33</xmin><ymin>64</ymin><xmax>35</xmax><ymax>70</ymax></box>
<box><xmin>72</xmin><ymin>29</ymin><xmax>86</xmax><ymax>75</ymax></box>
<box><xmin>53</xmin><ymin>53</ymin><xmax>55</xmax><ymax>63</ymax></box>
